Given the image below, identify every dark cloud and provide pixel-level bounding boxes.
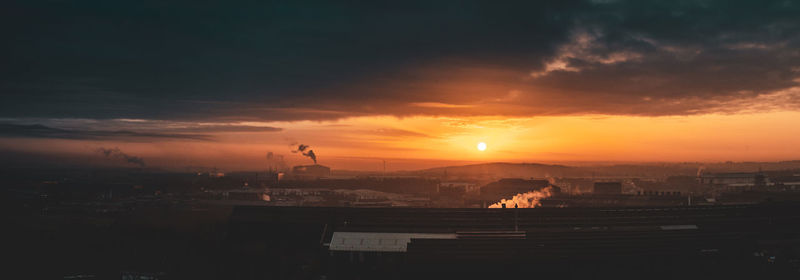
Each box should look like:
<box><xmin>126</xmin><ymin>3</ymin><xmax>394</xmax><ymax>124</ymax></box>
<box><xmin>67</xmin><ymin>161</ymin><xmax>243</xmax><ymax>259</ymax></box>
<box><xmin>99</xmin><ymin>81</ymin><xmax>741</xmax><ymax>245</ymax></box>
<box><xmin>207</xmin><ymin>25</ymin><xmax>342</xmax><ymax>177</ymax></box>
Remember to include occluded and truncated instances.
<box><xmin>0</xmin><ymin>119</ymin><xmax>283</xmax><ymax>141</ymax></box>
<box><xmin>520</xmin><ymin>0</ymin><xmax>800</xmax><ymax>115</ymax></box>
<box><xmin>0</xmin><ymin>123</ymin><xmax>213</xmax><ymax>141</ymax></box>
<box><xmin>169</xmin><ymin>125</ymin><xmax>282</xmax><ymax>133</ymax></box>
<box><xmin>1</xmin><ymin>0</ymin><xmax>799</xmax><ymax>120</ymax></box>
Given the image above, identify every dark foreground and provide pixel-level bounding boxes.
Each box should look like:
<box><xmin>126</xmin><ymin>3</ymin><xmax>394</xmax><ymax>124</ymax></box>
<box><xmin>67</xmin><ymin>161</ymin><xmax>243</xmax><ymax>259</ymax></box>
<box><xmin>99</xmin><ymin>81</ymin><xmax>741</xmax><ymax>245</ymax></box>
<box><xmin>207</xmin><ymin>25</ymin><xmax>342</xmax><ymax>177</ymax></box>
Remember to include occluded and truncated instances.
<box><xmin>8</xmin><ymin>202</ymin><xmax>800</xmax><ymax>279</ymax></box>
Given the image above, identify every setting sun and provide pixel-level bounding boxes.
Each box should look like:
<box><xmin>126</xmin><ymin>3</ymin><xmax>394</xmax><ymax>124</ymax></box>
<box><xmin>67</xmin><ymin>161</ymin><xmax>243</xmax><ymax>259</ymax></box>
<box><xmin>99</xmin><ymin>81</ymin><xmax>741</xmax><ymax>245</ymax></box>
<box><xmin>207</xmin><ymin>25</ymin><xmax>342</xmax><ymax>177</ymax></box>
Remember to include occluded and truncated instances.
<box><xmin>6</xmin><ymin>1</ymin><xmax>800</xmax><ymax>278</ymax></box>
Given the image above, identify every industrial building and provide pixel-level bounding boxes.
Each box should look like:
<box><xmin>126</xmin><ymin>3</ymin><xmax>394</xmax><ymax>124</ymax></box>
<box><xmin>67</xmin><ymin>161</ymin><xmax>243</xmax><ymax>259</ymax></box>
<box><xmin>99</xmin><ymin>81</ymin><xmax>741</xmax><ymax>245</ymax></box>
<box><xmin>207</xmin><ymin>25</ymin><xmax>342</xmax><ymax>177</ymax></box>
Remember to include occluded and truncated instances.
<box><xmin>291</xmin><ymin>164</ymin><xmax>331</xmax><ymax>180</ymax></box>
<box><xmin>699</xmin><ymin>171</ymin><xmax>767</xmax><ymax>186</ymax></box>
<box><xmin>226</xmin><ymin>203</ymin><xmax>800</xmax><ymax>279</ymax></box>
<box><xmin>593</xmin><ymin>181</ymin><xmax>623</xmax><ymax>194</ymax></box>
<box><xmin>479</xmin><ymin>178</ymin><xmax>557</xmax><ymax>200</ymax></box>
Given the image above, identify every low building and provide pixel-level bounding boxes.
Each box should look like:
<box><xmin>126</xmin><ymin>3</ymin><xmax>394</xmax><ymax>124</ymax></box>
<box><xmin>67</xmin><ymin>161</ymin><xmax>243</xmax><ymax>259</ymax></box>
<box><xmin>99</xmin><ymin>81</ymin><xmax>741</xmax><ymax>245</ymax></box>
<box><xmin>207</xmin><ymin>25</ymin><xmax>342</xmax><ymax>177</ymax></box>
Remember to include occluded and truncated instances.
<box><xmin>593</xmin><ymin>182</ymin><xmax>622</xmax><ymax>195</ymax></box>
<box><xmin>699</xmin><ymin>172</ymin><xmax>764</xmax><ymax>186</ymax></box>
<box><xmin>438</xmin><ymin>182</ymin><xmax>480</xmax><ymax>194</ymax></box>
<box><xmin>480</xmin><ymin>178</ymin><xmax>557</xmax><ymax>201</ymax></box>
<box><xmin>698</xmin><ymin>172</ymin><xmax>767</xmax><ymax>191</ymax></box>
<box><xmin>329</xmin><ymin>232</ymin><xmax>457</xmax><ymax>252</ymax></box>
<box><xmin>291</xmin><ymin>164</ymin><xmax>331</xmax><ymax>180</ymax></box>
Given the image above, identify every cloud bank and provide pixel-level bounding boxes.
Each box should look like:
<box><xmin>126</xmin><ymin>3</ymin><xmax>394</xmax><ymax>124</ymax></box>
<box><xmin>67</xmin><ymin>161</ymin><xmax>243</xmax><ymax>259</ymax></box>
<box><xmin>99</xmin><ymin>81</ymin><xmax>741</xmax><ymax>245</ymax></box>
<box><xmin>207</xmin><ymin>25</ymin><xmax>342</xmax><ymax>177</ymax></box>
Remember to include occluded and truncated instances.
<box><xmin>1</xmin><ymin>0</ymin><xmax>798</xmax><ymax>121</ymax></box>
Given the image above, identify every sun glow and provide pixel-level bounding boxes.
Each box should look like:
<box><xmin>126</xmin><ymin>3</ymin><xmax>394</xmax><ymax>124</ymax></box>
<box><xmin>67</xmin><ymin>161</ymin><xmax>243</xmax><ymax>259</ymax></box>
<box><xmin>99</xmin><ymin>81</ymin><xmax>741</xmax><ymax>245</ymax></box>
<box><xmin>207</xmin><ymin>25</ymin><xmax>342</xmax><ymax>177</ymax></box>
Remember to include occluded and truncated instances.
<box><xmin>477</xmin><ymin>142</ymin><xmax>487</xmax><ymax>151</ymax></box>
<box><xmin>13</xmin><ymin>111</ymin><xmax>800</xmax><ymax>171</ymax></box>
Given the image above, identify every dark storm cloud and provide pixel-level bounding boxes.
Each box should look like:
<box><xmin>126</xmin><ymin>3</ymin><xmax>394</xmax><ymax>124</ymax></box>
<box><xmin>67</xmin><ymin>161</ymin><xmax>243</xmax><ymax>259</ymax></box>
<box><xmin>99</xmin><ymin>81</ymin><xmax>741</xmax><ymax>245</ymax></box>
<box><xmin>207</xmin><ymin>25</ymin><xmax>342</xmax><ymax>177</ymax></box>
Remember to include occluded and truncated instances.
<box><xmin>0</xmin><ymin>118</ymin><xmax>283</xmax><ymax>141</ymax></box>
<box><xmin>0</xmin><ymin>123</ymin><xmax>213</xmax><ymax>141</ymax></box>
<box><xmin>521</xmin><ymin>0</ymin><xmax>800</xmax><ymax>115</ymax></box>
<box><xmin>1</xmin><ymin>0</ymin><xmax>799</xmax><ymax>120</ymax></box>
<box><xmin>167</xmin><ymin>124</ymin><xmax>282</xmax><ymax>133</ymax></box>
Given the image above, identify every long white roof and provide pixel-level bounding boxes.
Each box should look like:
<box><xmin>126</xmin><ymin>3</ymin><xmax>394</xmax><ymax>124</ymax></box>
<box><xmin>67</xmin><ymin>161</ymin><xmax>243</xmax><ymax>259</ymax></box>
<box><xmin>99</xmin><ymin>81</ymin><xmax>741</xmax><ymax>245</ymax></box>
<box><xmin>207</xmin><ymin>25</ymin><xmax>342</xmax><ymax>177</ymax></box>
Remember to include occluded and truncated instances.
<box><xmin>329</xmin><ymin>232</ymin><xmax>457</xmax><ymax>252</ymax></box>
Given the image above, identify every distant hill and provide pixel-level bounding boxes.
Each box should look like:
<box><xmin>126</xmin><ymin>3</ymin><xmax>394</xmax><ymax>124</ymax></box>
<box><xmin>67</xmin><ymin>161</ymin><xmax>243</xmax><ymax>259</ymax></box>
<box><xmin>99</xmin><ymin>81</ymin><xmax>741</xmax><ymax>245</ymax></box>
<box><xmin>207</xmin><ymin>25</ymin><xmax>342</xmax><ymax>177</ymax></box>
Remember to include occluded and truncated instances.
<box><xmin>403</xmin><ymin>162</ymin><xmax>583</xmax><ymax>178</ymax></box>
<box><xmin>398</xmin><ymin>161</ymin><xmax>800</xmax><ymax>180</ymax></box>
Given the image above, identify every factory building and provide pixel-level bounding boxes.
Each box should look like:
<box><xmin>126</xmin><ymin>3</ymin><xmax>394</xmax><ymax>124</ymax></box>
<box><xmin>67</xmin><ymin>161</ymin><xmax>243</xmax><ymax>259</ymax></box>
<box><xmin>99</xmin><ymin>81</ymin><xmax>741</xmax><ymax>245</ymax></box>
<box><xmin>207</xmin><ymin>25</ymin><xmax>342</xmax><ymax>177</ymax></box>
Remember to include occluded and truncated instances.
<box><xmin>291</xmin><ymin>164</ymin><xmax>331</xmax><ymax>180</ymax></box>
<box><xmin>771</xmin><ymin>175</ymin><xmax>800</xmax><ymax>190</ymax></box>
<box><xmin>698</xmin><ymin>172</ymin><xmax>768</xmax><ymax>191</ymax></box>
<box><xmin>437</xmin><ymin>181</ymin><xmax>480</xmax><ymax>194</ymax></box>
<box><xmin>699</xmin><ymin>172</ymin><xmax>766</xmax><ymax>186</ymax></box>
<box><xmin>226</xmin><ymin>204</ymin><xmax>800</xmax><ymax>279</ymax></box>
<box><xmin>593</xmin><ymin>181</ymin><xmax>623</xmax><ymax>194</ymax></box>
<box><xmin>480</xmin><ymin>178</ymin><xmax>557</xmax><ymax>201</ymax></box>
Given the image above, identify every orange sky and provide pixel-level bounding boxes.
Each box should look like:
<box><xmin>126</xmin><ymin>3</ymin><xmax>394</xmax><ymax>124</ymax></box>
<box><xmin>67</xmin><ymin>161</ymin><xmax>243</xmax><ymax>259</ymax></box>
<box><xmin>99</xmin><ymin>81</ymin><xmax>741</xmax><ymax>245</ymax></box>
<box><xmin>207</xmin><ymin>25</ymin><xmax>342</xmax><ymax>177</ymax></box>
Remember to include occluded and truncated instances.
<box><xmin>4</xmin><ymin>0</ymin><xmax>800</xmax><ymax>172</ymax></box>
<box><xmin>3</xmin><ymin>111</ymin><xmax>800</xmax><ymax>171</ymax></box>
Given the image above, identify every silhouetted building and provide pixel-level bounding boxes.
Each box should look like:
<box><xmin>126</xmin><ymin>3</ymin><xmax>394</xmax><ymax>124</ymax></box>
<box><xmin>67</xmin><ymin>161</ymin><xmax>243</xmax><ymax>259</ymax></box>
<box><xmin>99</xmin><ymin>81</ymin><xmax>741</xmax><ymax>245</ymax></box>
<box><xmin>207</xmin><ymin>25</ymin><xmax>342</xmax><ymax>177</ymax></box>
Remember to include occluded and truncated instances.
<box><xmin>699</xmin><ymin>172</ymin><xmax>760</xmax><ymax>185</ymax></box>
<box><xmin>227</xmin><ymin>204</ymin><xmax>800</xmax><ymax>279</ymax></box>
<box><xmin>438</xmin><ymin>182</ymin><xmax>479</xmax><ymax>194</ymax></box>
<box><xmin>480</xmin><ymin>178</ymin><xmax>557</xmax><ymax>200</ymax></box>
<box><xmin>292</xmin><ymin>164</ymin><xmax>331</xmax><ymax>180</ymax></box>
<box><xmin>699</xmin><ymin>172</ymin><xmax>768</xmax><ymax>191</ymax></box>
<box><xmin>593</xmin><ymin>182</ymin><xmax>622</xmax><ymax>194</ymax></box>
<box><xmin>771</xmin><ymin>175</ymin><xmax>800</xmax><ymax>190</ymax></box>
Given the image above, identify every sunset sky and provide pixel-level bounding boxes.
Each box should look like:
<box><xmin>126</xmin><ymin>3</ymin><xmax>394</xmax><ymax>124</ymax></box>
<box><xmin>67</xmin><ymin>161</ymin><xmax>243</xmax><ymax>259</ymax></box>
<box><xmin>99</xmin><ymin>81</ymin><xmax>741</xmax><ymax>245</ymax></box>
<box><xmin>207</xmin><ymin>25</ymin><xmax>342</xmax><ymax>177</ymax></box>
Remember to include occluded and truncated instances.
<box><xmin>2</xmin><ymin>0</ymin><xmax>800</xmax><ymax>171</ymax></box>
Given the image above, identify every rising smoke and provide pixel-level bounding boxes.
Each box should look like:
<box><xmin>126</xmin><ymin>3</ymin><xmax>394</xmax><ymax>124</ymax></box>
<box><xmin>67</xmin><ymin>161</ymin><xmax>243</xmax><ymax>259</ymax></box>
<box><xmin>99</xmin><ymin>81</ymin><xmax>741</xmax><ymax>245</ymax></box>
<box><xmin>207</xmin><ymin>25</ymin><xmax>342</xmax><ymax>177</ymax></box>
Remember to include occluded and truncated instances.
<box><xmin>291</xmin><ymin>143</ymin><xmax>317</xmax><ymax>164</ymax></box>
<box><xmin>488</xmin><ymin>186</ymin><xmax>555</xmax><ymax>208</ymax></box>
<box><xmin>97</xmin><ymin>147</ymin><xmax>145</xmax><ymax>167</ymax></box>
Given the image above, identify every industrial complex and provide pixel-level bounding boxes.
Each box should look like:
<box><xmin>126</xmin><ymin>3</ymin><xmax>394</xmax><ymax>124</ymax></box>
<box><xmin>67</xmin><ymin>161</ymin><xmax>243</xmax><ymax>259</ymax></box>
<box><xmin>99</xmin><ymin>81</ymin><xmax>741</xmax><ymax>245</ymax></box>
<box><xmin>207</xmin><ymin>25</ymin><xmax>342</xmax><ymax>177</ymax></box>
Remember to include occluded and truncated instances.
<box><xmin>8</xmin><ymin>163</ymin><xmax>800</xmax><ymax>279</ymax></box>
<box><xmin>226</xmin><ymin>204</ymin><xmax>800</xmax><ymax>279</ymax></box>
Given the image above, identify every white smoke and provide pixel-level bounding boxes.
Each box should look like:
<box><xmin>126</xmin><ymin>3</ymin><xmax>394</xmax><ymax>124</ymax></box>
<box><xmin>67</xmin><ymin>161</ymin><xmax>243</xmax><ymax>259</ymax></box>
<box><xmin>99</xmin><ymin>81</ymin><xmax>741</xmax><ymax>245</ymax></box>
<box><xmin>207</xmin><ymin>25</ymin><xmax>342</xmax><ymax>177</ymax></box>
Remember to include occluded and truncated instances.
<box><xmin>489</xmin><ymin>186</ymin><xmax>555</xmax><ymax>208</ymax></box>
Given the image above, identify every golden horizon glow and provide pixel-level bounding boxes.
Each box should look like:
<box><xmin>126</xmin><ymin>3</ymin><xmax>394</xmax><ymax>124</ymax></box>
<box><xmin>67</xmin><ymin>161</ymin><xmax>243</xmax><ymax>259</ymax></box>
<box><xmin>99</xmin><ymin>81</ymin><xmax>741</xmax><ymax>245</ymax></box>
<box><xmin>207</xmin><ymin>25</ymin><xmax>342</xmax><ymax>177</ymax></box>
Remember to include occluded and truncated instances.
<box><xmin>3</xmin><ymin>111</ymin><xmax>800</xmax><ymax>171</ymax></box>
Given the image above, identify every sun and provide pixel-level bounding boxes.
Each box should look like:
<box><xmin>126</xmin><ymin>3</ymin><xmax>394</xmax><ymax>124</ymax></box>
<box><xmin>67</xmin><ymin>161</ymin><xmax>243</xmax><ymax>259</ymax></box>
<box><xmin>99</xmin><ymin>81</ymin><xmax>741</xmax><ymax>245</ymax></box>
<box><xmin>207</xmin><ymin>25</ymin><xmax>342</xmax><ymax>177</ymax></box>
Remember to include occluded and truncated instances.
<box><xmin>477</xmin><ymin>142</ymin><xmax>487</xmax><ymax>151</ymax></box>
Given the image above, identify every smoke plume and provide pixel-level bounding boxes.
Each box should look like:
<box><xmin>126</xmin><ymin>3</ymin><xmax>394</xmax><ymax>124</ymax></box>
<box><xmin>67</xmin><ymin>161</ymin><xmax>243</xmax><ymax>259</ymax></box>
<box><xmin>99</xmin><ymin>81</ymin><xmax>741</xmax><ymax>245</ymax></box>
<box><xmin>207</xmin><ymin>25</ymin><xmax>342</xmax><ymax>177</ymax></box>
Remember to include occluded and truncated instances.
<box><xmin>489</xmin><ymin>186</ymin><xmax>554</xmax><ymax>208</ymax></box>
<box><xmin>97</xmin><ymin>147</ymin><xmax>146</xmax><ymax>167</ymax></box>
<box><xmin>291</xmin><ymin>143</ymin><xmax>317</xmax><ymax>164</ymax></box>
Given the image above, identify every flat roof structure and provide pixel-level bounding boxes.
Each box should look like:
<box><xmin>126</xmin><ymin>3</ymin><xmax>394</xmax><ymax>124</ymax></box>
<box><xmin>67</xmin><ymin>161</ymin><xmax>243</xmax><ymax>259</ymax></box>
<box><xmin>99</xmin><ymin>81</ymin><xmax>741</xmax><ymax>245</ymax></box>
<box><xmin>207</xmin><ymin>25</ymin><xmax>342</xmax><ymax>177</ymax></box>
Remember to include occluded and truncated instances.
<box><xmin>226</xmin><ymin>203</ymin><xmax>800</xmax><ymax>279</ymax></box>
<box><xmin>329</xmin><ymin>232</ymin><xmax>456</xmax><ymax>252</ymax></box>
